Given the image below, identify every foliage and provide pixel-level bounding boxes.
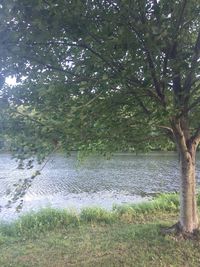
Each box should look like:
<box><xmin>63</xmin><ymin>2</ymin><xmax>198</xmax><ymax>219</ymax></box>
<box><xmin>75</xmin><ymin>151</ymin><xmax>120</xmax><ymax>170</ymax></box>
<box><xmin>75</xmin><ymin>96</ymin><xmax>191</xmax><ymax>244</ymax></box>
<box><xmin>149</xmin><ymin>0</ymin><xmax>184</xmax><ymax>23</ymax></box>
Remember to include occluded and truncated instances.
<box><xmin>0</xmin><ymin>208</ymin><xmax>79</xmax><ymax>238</ymax></box>
<box><xmin>80</xmin><ymin>207</ymin><xmax>116</xmax><ymax>224</ymax></box>
<box><xmin>1</xmin><ymin>0</ymin><xmax>199</xmax><ymax>158</ymax></box>
<box><xmin>114</xmin><ymin>193</ymin><xmax>180</xmax><ymax>216</ymax></box>
<box><xmin>0</xmin><ymin>193</ymin><xmax>185</xmax><ymax>238</ymax></box>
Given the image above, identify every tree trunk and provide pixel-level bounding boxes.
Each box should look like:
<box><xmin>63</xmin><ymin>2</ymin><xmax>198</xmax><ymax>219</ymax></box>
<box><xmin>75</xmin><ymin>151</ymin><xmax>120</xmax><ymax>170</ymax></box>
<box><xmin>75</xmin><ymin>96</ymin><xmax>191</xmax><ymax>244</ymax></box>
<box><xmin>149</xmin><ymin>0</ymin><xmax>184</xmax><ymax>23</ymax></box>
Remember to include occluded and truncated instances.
<box><xmin>171</xmin><ymin>119</ymin><xmax>199</xmax><ymax>234</ymax></box>
<box><xmin>179</xmin><ymin>147</ymin><xmax>199</xmax><ymax>233</ymax></box>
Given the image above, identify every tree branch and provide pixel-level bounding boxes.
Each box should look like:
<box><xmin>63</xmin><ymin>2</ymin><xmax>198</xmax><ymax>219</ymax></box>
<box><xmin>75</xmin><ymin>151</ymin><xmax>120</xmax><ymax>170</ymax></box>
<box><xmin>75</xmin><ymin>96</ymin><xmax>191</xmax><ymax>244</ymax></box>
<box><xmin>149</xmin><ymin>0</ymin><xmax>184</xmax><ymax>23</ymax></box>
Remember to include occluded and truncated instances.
<box><xmin>22</xmin><ymin>55</ymin><xmax>85</xmax><ymax>79</ymax></box>
<box><xmin>183</xmin><ymin>29</ymin><xmax>200</xmax><ymax>93</ymax></box>
<box><xmin>131</xmin><ymin>2</ymin><xmax>165</xmax><ymax>105</ymax></box>
<box><xmin>80</xmin><ymin>41</ymin><xmax>119</xmax><ymax>73</ymax></box>
<box><xmin>12</xmin><ymin>109</ymin><xmax>46</xmax><ymax>127</ymax></box>
<box><xmin>158</xmin><ymin>125</ymin><xmax>175</xmax><ymax>142</ymax></box>
<box><xmin>126</xmin><ymin>85</ymin><xmax>151</xmax><ymax>116</ymax></box>
<box><xmin>25</xmin><ymin>39</ymin><xmax>120</xmax><ymax>73</ymax></box>
<box><xmin>184</xmin><ymin>95</ymin><xmax>200</xmax><ymax>114</ymax></box>
<box><xmin>190</xmin><ymin>125</ymin><xmax>200</xmax><ymax>147</ymax></box>
<box><xmin>161</xmin><ymin>51</ymin><xmax>169</xmax><ymax>94</ymax></box>
<box><xmin>171</xmin><ymin>118</ymin><xmax>188</xmax><ymax>153</ymax></box>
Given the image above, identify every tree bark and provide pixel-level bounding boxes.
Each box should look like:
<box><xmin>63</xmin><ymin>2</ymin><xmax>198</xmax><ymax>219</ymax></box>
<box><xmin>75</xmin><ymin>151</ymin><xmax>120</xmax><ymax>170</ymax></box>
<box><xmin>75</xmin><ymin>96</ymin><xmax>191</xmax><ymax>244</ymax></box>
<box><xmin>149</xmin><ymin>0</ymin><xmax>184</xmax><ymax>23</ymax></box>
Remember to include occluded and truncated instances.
<box><xmin>171</xmin><ymin>119</ymin><xmax>199</xmax><ymax>234</ymax></box>
<box><xmin>179</xmin><ymin>147</ymin><xmax>199</xmax><ymax>233</ymax></box>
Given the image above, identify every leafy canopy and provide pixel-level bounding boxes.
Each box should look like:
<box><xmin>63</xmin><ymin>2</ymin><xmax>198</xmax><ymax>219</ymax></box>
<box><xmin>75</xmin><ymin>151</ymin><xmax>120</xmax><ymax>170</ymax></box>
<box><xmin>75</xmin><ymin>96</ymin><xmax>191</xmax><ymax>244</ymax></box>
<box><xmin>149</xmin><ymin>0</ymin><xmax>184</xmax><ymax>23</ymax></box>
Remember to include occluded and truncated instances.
<box><xmin>0</xmin><ymin>0</ymin><xmax>200</xmax><ymax>159</ymax></box>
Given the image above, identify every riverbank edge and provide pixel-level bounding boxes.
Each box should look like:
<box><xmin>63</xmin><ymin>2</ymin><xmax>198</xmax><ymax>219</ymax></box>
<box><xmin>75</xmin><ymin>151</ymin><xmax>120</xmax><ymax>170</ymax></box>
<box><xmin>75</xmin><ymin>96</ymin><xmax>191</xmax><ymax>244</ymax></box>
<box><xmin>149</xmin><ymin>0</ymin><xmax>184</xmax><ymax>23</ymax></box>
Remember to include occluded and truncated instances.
<box><xmin>2</xmin><ymin>193</ymin><xmax>200</xmax><ymax>266</ymax></box>
<box><xmin>1</xmin><ymin>193</ymin><xmax>199</xmax><ymax>238</ymax></box>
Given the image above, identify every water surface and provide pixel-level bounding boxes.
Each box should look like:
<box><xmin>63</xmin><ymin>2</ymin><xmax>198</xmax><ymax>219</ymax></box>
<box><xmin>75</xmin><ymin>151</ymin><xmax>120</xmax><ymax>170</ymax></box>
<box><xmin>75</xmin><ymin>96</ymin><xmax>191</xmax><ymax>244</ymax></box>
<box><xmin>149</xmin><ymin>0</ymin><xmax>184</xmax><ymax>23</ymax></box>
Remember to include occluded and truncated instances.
<box><xmin>0</xmin><ymin>152</ymin><xmax>199</xmax><ymax>220</ymax></box>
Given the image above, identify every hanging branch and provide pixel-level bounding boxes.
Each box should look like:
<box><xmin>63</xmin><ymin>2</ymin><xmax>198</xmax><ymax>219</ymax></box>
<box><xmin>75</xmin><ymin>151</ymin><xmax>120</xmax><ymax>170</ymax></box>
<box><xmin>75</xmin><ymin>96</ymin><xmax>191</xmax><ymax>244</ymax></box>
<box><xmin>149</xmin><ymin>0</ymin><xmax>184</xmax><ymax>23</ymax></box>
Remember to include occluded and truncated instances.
<box><xmin>2</xmin><ymin>145</ymin><xmax>60</xmax><ymax>212</ymax></box>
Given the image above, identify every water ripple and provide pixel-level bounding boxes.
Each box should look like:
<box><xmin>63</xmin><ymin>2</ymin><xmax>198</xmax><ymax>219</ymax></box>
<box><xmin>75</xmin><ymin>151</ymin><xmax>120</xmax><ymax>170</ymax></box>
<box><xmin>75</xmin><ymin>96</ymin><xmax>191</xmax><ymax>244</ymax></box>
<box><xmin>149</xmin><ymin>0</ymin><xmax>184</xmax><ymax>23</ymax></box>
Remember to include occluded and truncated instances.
<box><xmin>0</xmin><ymin>152</ymin><xmax>200</xmax><ymax>220</ymax></box>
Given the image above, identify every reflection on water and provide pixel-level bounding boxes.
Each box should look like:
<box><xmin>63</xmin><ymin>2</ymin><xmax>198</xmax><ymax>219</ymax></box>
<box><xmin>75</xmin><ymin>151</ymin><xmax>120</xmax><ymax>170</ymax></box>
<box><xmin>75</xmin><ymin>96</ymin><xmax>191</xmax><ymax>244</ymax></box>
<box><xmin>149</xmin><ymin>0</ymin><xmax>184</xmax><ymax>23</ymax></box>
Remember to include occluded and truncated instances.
<box><xmin>0</xmin><ymin>152</ymin><xmax>199</xmax><ymax>220</ymax></box>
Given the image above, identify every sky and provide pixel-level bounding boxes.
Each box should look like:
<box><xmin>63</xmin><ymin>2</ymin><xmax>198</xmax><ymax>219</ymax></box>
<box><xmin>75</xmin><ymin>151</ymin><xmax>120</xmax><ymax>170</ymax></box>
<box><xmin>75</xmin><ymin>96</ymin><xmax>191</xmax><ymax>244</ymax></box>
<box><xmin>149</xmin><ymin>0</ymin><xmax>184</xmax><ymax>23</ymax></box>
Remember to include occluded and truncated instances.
<box><xmin>5</xmin><ymin>76</ymin><xmax>17</xmax><ymax>86</ymax></box>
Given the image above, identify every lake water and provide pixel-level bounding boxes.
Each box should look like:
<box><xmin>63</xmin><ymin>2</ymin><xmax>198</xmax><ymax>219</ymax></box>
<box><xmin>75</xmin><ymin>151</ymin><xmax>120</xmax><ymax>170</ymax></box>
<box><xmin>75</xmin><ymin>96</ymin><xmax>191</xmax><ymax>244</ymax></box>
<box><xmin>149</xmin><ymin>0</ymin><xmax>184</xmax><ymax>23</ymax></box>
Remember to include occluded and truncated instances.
<box><xmin>0</xmin><ymin>152</ymin><xmax>200</xmax><ymax>221</ymax></box>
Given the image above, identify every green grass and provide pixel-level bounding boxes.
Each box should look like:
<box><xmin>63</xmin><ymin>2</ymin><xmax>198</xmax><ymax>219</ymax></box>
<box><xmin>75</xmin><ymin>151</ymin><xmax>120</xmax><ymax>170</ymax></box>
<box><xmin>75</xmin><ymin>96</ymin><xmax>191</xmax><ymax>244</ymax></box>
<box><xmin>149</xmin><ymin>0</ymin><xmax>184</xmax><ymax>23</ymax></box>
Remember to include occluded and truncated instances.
<box><xmin>0</xmin><ymin>193</ymin><xmax>200</xmax><ymax>266</ymax></box>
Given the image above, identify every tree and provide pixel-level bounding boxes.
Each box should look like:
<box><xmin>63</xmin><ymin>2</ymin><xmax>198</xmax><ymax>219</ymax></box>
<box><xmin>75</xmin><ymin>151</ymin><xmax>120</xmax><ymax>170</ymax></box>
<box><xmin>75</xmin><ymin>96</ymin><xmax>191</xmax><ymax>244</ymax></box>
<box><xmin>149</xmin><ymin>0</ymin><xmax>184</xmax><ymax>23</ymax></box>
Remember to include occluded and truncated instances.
<box><xmin>0</xmin><ymin>0</ymin><xmax>200</xmax><ymax>234</ymax></box>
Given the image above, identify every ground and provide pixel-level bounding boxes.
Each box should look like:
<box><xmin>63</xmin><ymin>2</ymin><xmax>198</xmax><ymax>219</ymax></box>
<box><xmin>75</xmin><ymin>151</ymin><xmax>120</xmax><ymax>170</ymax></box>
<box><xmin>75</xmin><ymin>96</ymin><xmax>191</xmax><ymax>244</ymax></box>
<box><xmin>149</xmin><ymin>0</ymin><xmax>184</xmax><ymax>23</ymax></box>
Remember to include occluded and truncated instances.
<box><xmin>0</xmin><ymin>194</ymin><xmax>200</xmax><ymax>267</ymax></box>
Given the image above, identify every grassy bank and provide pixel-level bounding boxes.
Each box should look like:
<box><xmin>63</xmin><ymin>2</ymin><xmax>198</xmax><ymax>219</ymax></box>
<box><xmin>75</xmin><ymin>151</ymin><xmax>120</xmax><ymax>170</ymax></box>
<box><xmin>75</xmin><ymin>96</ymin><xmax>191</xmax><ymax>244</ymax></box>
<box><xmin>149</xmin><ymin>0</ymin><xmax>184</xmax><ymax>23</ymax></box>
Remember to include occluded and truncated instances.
<box><xmin>1</xmin><ymin>194</ymin><xmax>200</xmax><ymax>266</ymax></box>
